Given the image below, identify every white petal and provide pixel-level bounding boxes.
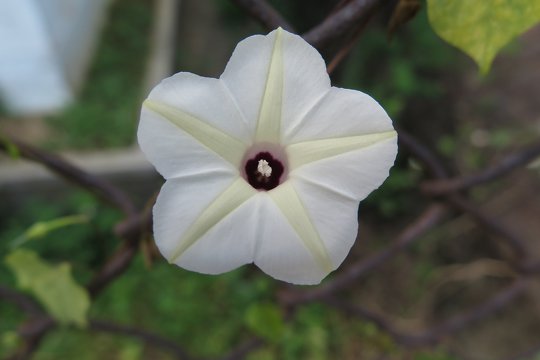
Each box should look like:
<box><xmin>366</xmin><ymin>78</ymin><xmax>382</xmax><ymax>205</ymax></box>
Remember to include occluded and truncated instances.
<box><xmin>287</xmin><ymin>131</ymin><xmax>397</xmax><ymax>170</ymax></box>
<box><xmin>285</xmin><ymin>87</ymin><xmax>394</xmax><ymax>144</ymax></box>
<box><xmin>143</xmin><ymin>100</ymin><xmax>246</xmax><ymax>168</ymax></box>
<box><xmin>147</xmin><ymin>72</ymin><xmax>251</xmax><ymax>142</ymax></box>
<box><xmin>268</xmin><ymin>182</ymin><xmax>333</xmax><ymax>273</ymax></box>
<box><xmin>138</xmin><ymin>107</ymin><xmax>237</xmax><ymax>179</ymax></box>
<box><xmin>290</xmin><ymin>136</ymin><xmax>398</xmax><ymax>202</ymax></box>
<box><xmin>154</xmin><ymin>173</ymin><xmax>261</xmax><ymax>275</ymax></box>
<box><xmin>138</xmin><ymin>72</ymin><xmax>250</xmax><ymax>178</ymax></box>
<box><xmin>290</xmin><ymin>178</ymin><xmax>360</xmax><ymax>272</ymax></box>
<box><xmin>176</xmin><ymin>194</ymin><xmax>262</xmax><ymax>274</ymax></box>
<box><xmin>254</xmin><ymin>192</ymin><xmax>331</xmax><ymax>285</ymax></box>
<box><xmin>220</xmin><ymin>28</ymin><xmax>330</xmax><ymax>141</ymax></box>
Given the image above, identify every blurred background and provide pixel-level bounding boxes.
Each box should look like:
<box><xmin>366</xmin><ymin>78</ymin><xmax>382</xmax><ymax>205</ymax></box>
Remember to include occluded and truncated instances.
<box><xmin>1</xmin><ymin>0</ymin><xmax>539</xmax><ymax>359</ymax></box>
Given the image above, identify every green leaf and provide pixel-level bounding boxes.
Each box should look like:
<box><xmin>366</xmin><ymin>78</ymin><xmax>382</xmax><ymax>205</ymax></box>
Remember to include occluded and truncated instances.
<box><xmin>244</xmin><ymin>303</ymin><xmax>285</xmax><ymax>343</ymax></box>
<box><xmin>0</xmin><ymin>135</ymin><xmax>20</xmax><ymax>159</ymax></box>
<box><xmin>11</xmin><ymin>214</ymin><xmax>89</xmax><ymax>249</ymax></box>
<box><xmin>4</xmin><ymin>249</ymin><xmax>90</xmax><ymax>327</ymax></box>
<box><xmin>427</xmin><ymin>0</ymin><xmax>540</xmax><ymax>74</ymax></box>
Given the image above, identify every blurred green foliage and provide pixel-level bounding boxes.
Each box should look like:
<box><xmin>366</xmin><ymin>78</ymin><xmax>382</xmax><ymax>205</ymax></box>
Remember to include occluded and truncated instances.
<box><xmin>0</xmin><ymin>191</ymin><xmax>455</xmax><ymax>359</ymax></box>
<box><xmin>0</xmin><ymin>1</ymin><xmax>473</xmax><ymax>359</ymax></box>
<box><xmin>46</xmin><ymin>0</ymin><xmax>152</xmax><ymax>149</ymax></box>
<box><xmin>340</xmin><ymin>7</ymin><xmax>455</xmax><ymax>118</ymax></box>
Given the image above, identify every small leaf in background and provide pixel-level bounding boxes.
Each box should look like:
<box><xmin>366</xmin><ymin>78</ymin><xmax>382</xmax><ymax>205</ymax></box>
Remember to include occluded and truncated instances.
<box><xmin>427</xmin><ymin>0</ymin><xmax>540</xmax><ymax>74</ymax></box>
<box><xmin>244</xmin><ymin>303</ymin><xmax>285</xmax><ymax>343</ymax></box>
<box><xmin>4</xmin><ymin>249</ymin><xmax>90</xmax><ymax>327</ymax></box>
<box><xmin>10</xmin><ymin>214</ymin><xmax>89</xmax><ymax>249</ymax></box>
<box><xmin>0</xmin><ymin>135</ymin><xmax>20</xmax><ymax>159</ymax></box>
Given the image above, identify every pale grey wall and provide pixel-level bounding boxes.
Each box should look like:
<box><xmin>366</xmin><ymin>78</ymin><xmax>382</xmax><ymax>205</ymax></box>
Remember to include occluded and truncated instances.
<box><xmin>0</xmin><ymin>0</ymin><xmax>110</xmax><ymax>115</ymax></box>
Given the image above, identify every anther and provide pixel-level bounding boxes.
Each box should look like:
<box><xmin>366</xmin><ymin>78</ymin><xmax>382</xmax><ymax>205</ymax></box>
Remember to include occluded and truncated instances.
<box><xmin>257</xmin><ymin>159</ymin><xmax>272</xmax><ymax>177</ymax></box>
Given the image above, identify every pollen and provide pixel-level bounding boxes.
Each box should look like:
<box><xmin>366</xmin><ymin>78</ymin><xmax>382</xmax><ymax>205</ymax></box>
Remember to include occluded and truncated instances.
<box><xmin>257</xmin><ymin>159</ymin><xmax>272</xmax><ymax>177</ymax></box>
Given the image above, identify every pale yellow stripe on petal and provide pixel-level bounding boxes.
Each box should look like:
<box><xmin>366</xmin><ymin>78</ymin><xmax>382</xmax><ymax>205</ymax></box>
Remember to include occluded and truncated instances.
<box><xmin>255</xmin><ymin>28</ymin><xmax>284</xmax><ymax>143</ymax></box>
<box><xmin>144</xmin><ymin>99</ymin><xmax>247</xmax><ymax>167</ymax></box>
<box><xmin>287</xmin><ymin>131</ymin><xmax>397</xmax><ymax>169</ymax></box>
<box><xmin>169</xmin><ymin>177</ymin><xmax>256</xmax><ymax>262</ymax></box>
<box><xmin>269</xmin><ymin>182</ymin><xmax>333</xmax><ymax>272</ymax></box>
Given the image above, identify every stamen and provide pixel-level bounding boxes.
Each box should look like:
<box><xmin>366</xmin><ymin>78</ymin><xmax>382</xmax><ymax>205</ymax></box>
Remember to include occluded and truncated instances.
<box><xmin>257</xmin><ymin>159</ymin><xmax>272</xmax><ymax>177</ymax></box>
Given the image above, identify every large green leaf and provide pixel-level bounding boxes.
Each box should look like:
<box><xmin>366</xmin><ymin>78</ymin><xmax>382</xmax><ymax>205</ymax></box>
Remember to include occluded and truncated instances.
<box><xmin>427</xmin><ymin>0</ymin><xmax>540</xmax><ymax>74</ymax></box>
<box><xmin>5</xmin><ymin>249</ymin><xmax>90</xmax><ymax>327</ymax></box>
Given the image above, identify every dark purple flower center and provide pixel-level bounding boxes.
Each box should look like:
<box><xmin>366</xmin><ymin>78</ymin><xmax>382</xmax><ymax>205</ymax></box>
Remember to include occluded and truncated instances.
<box><xmin>244</xmin><ymin>152</ymin><xmax>284</xmax><ymax>191</ymax></box>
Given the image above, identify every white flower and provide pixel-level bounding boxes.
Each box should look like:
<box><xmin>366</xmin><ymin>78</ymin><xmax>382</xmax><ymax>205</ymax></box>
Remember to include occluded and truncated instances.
<box><xmin>138</xmin><ymin>28</ymin><xmax>397</xmax><ymax>285</ymax></box>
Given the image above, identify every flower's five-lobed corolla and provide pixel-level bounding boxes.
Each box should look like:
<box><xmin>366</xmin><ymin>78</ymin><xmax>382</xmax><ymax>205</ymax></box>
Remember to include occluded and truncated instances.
<box><xmin>138</xmin><ymin>28</ymin><xmax>397</xmax><ymax>285</ymax></box>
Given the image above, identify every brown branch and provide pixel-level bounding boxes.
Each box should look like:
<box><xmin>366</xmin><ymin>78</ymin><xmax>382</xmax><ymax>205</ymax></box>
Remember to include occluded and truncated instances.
<box><xmin>399</xmin><ymin>130</ymin><xmax>531</xmax><ymax>264</ymax></box>
<box><xmin>446</xmin><ymin>195</ymin><xmax>528</xmax><ymax>260</ymax></box>
<box><xmin>327</xmin><ymin>278</ymin><xmax>528</xmax><ymax>347</ymax></box>
<box><xmin>87</xmin><ymin>242</ymin><xmax>139</xmax><ymax>298</ymax></box>
<box><xmin>326</xmin><ymin>13</ymin><xmax>371</xmax><ymax>74</ymax></box>
<box><xmin>0</xmin><ymin>285</ymin><xmax>42</xmax><ymax>315</ymax></box>
<box><xmin>398</xmin><ymin>130</ymin><xmax>449</xmax><ymax>178</ymax></box>
<box><xmin>0</xmin><ymin>137</ymin><xmax>137</xmax><ymax>216</ymax></box>
<box><xmin>218</xmin><ymin>337</ymin><xmax>264</xmax><ymax>360</ymax></box>
<box><xmin>282</xmin><ymin>203</ymin><xmax>448</xmax><ymax>306</ymax></box>
<box><xmin>229</xmin><ymin>0</ymin><xmax>294</xmax><ymax>31</ymax></box>
<box><xmin>303</xmin><ymin>0</ymin><xmax>383</xmax><ymax>48</ymax></box>
<box><xmin>422</xmin><ymin>141</ymin><xmax>540</xmax><ymax>195</ymax></box>
<box><xmin>9</xmin><ymin>316</ymin><xmax>55</xmax><ymax>360</ymax></box>
<box><xmin>90</xmin><ymin>320</ymin><xmax>194</xmax><ymax>359</ymax></box>
<box><xmin>88</xmin><ymin>207</ymin><xmax>154</xmax><ymax>297</ymax></box>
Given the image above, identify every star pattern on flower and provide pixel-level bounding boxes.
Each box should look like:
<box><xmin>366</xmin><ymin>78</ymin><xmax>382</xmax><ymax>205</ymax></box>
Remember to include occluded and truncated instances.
<box><xmin>138</xmin><ymin>28</ymin><xmax>397</xmax><ymax>284</ymax></box>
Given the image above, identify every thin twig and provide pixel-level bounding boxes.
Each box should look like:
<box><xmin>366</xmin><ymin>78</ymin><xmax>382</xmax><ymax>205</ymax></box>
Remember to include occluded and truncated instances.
<box><xmin>303</xmin><ymin>0</ymin><xmax>384</xmax><ymax>48</ymax></box>
<box><xmin>0</xmin><ymin>285</ymin><xmax>42</xmax><ymax>315</ymax></box>
<box><xmin>327</xmin><ymin>278</ymin><xmax>528</xmax><ymax>347</ymax></box>
<box><xmin>398</xmin><ymin>129</ymin><xmax>449</xmax><ymax>178</ymax></box>
<box><xmin>421</xmin><ymin>141</ymin><xmax>540</xmax><ymax>195</ymax></box>
<box><xmin>326</xmin><ymin>14</ymin><xmax>371</xmax><ymax>74</ymax></box>
<box><xmin>9</xmin><ymin>316</ymin><xmax>55</xmax><ymax>360</ymax></box>
<box><xmin>282</xmin><ymin>203</ymin><xmax>448</xmax><ymax>306</ymax></box>
<box><xmin>90</xmin><ymin>320</ymin><xmax>194</xmax><ymax>359</ymax></box>
<box><xmin>87</xmin><ymin>242</ymin><xmax>139</xmax><ymax>298</ymax></box>
<box><xmin>218</xmin><ymin>337</ymin><xmax>264</xmax><ymax>360</ymax></box>
<box><xmin>399</xmin><ymin>130</ymin><xmax>531</xmax><ymax>264</ymax></box>
<box><xmin>446</xmin><ymin>195</ymin><xmax>528</xmax><ymax>260</ymax></box>
<box><xmin>229</xmin><ymin>0</ymin><xmax>294</xmax><ymax>31</ymax></box>
<box><xmin>0</xmin><ymin>137</ymin><xmax>137</xmax><ymax>216</ymax></box>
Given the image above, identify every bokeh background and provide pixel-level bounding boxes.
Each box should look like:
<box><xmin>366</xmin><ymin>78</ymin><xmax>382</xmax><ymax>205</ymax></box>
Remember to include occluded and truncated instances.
<box><xmin>1</xmin><ymin>0</ymin><xmax>540</xmax><ymax>359</ymax></box>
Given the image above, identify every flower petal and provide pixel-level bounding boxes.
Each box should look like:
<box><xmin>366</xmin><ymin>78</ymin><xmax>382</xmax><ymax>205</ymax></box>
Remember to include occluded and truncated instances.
<box><xmin>291</xmin><ymin>136</ymin><xmax>398</xmax><ymax>202</ymax></box>
<box><xmin>254</xmin><ymin>192</ymin><xmax>333</xmax><ymax>285</ymax></box>
<box><xmin>285</xmin><ymin>87</ymin><xmax>394</xmax><ymax>144</ymax></box>
<box><xmin>291</xmin><ymin>177</ymin><xmax>360</xmax><ymax>271</ymax></box>
<box><xmin>153</xmin><ymin>175</ymin><xmax>257</xmax><ymax>274</ymax></box>
<box><xmin>220</xmin><ymin>28</ymin><xmax>330</xmax><ymax>142</ymax></box>
<box><xmin>143</xmin><ymin>100</ymin><xmax>246</xmax><ymax>168</ymax></box>
<box><xmin>138</xmin><ymin>72</ymin><xmax>250</xmax><ymax>178</ymax></box>
<box><xmin>287</xmin><ymin>131</ymin><xmax>397</xmax><ymax>170</ymax></box>
<box><xmin>269</xmin><ymin>182</ymin><xmax>333</xmax><ymax>273</ymax></box>
<box><xmin>148</xmin><ymin>72</ymin><xmax>251</xmax><ymax>142</ymax></box>
<box><xmin>138</xmin><ymin>107</ymin><xmax>238</xmax><ymax>179</ymax></box>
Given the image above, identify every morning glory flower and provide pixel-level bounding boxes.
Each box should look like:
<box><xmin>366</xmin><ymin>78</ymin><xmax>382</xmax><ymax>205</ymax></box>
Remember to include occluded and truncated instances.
<box><xmin>138</xmin><ymin>28</ymin><xmax>397</xmax><ymax>285</ymax></box>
